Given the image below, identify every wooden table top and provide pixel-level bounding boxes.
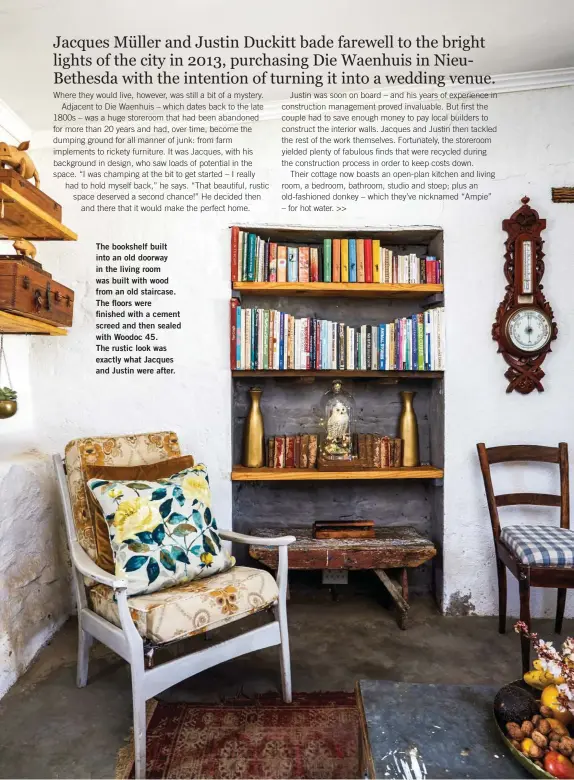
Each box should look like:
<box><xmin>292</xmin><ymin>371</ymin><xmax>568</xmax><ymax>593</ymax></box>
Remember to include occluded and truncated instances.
<box><xmin>249</xmin><ymin>525</ymin><xmax>436</xmax><ymax>570</ymax></box>
<box><xmin>356</xmin><ymin>680</ymin><xmax>528</xmax><ymax>779</ymax></box>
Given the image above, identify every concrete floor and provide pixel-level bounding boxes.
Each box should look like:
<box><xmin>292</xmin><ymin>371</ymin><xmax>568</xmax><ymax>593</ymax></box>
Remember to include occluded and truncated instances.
<box><xmin>0</xmin><ymin>575</ymin><xmax>570</xmax><ymax>779</ymax></box>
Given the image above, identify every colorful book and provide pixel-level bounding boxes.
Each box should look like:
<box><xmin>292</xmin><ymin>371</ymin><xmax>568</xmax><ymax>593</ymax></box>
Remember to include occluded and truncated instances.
<box><xmin>323</xmin><ymin>239</ymin><xmax>332</xmax><ymax>282</ymax></box>
<box><xmin>269</xmin><ymin>243</ymin><xmax>278</xmax><ymax>282</ymax></box>
<box><xmin>333</xmin><ymin>239</ymin><xmax>341</xmax><ymax>282</ymax></box>
<box><xmin>310</xmin><ymin>247</ymin><xmax>319</xmax><ymax>282</ymax></box>
<box><xmin>287</xmin><ymin>247</ymin><xmax>298</xmax><ymax>282</ymax></box>
<box><xmin>341</xmin><ymin>239</ymin><xmax>349</xmax><ymax>282</ymax></box>
<box><xmin>230</xmin><ymin>298</ymin><xmax>239</xmax><ymax>368</ymax></box>
<box><xmin>356</xmin><ymin>238</ymin><xmax>365</xmax><ymax>283</ymax></box>
<box><xmin>299</xmin><ymin>246</ymin><xmax>310</xmax><ymax>283</ymax></box>
<box><xmin>231</xmin><ymin>227</ymin><xmax>239</xmax><ymax>281</ymax></box>
<box><xmin>364</xmin><ymin>239</ymin><xmax>373</xmax><ymax>283</ymax></box>
<box><xmin>348</xmin><ymin>239</ymin><xmax>357</xmax><ymax>282</ymax></box>
<box><xmin>277</xmin><ymin>246</ymin><xmax>287</xmax><ymax>283</ymax></box>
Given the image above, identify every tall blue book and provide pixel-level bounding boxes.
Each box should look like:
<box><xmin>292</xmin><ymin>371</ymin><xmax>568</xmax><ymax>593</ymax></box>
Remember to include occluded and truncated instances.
<box><xmin>279</xmin><ymin>313</ymin><xmax>285</xmax><ymax>370</ymax></box>
<box><xmin>348</xmin><ymin>239</ymin><xmax>357</xmax><ymax>282</ymax></box>
<box><xmin>378</xmin><ymin>324</ymin><xmax>386</xmax><ymax>370</ymax></box>
<box><xmin>247</xmin><ymin>233</ymin><xmax>256</xmax><ymax>282</ymax></box>
<box><xmin>287</xmin><ymin>247</ymin><xmax>298</xmax><ymax>282</ymax></box>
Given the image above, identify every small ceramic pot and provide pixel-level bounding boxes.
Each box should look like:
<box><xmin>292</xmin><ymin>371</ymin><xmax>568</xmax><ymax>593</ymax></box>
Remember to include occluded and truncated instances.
<box><xmin>0</xmin><ymin>400</ymin><xmax>17</xmax><ymax>419</ymax></box>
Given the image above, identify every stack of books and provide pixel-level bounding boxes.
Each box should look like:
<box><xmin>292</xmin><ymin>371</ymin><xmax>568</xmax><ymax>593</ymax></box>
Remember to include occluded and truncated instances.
<box><xmin>230</xmin><ymin>302</ymin><xmax>445</xmax><ymax>372</ymax></box>
<box><xmin>231</xmin><ymin>228</ymin><xmax>442</xmax><ymax>284</ymax></box>
<box><xmin>266</xmin><ymin>435</ymin><xmax>318</xmax><ymax>469</ymax></box>
<box><xmin>356</xmin><ymin>434</ymin><xmax>403</xmax><ymax>468</ymax></box>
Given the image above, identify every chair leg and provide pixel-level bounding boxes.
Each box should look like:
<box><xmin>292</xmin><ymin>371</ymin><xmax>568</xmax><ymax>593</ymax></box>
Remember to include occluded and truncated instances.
<box><xmin>556</xmin><ymin>588</ymin><xmax>567</xmax><ymax>635</ymax></box>
<box><xmin>132</xmin><ymin>683</ymin><xmax>147</xmax><ymax>780</ymax></box>
<box><xmin>497</xmin><ymin>559</ymin><xmax>507</xmax><ymax>634</ymax></box>
<box><xmin>519</xmin><ymin>571</ymin><xmax>531</xmax><ymax>675</ymax></box>
<box><xmin>274</xmin><ymin>604</ymin><xmax>292</xmax><ymax>704</ymax></box>
<box><xmin>76</xmin><ymin>622</ymin><xmax>93</xmax><ymax>688</ymax></box>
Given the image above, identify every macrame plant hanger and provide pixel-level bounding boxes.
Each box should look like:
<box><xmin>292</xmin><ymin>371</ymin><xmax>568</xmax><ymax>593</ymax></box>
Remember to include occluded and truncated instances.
<box><xmin>0</xmin><ymin>335</ymin><xmax>13</xmax><ymax>390</ymax></box>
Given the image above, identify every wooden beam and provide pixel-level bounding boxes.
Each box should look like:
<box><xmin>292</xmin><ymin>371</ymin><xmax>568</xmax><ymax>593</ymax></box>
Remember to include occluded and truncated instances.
<box><xmin>0</xmin><ymin>310</ymin><xmax>67</xmax><ymax>335</ymax></box>
<box><xmin>0</xmin><ymin>184</ymin><xmax>77</xmax><ymax>240</ymax></box>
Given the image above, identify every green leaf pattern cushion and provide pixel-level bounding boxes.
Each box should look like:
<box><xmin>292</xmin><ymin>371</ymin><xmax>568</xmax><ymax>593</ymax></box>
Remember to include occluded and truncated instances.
<box><xmin>87</xmin><ymin>464</ymin><xmax>235</xmax><ymax>596</ymax></box>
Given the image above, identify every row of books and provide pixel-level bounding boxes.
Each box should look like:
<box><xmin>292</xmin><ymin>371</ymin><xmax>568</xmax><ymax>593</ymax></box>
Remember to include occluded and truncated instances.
<box><xmin>357</xmin><ymin>435</ymin><xmax>403</xmax><ymax>468</ymax></box>
<box><xmin>266</xmin><ymin>435</ymin><xmax>318</xmax><ymax>469</ymax></box>
<box><xmin>230</xmin><ymin>302</ymin><xmax>445</xmax><ymax>371</ymax></box>
<box><xmin>231</xmin><ymin>228</ymin><xmax>443</xmax><ymax>285</ymax></box>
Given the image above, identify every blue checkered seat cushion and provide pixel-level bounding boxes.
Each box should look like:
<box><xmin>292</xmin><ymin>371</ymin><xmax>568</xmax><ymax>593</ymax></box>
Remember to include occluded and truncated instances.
<box><xmin>501</xmin><ymin>525</ymin><xmax>574</xmax><ymax>567</ymax></box>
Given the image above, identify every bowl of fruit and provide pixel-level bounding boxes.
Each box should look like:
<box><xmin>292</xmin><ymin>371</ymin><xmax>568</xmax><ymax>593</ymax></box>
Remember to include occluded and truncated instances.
<box><xmin>494</xmin><ymin>623</ymin><xmax>574</xmax><ymax>779</ymax></box>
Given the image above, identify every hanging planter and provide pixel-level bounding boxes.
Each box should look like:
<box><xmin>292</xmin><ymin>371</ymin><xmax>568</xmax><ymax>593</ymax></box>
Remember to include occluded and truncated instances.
<box><xmin>0</xmin><ymin>336</ymin><xmax>17</xmax><ymax>418</ymax></box>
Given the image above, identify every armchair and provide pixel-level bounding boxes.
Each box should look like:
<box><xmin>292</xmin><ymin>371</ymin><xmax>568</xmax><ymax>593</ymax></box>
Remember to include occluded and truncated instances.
<box><xmin>53</xmin><ymin>432</ymin><xmax>294</xmax><ymax>780</ymax></box>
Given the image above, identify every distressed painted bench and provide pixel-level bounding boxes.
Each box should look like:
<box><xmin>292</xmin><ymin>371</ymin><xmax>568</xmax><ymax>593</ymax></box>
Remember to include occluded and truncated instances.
<box><xmin>249</xmin><ymin>525</ymin><xmax>436</xmax><ymax>629</ymax></box>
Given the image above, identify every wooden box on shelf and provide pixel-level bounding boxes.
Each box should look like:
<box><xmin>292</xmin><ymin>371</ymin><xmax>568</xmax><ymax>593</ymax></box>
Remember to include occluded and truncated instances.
<box><xmin>313</xmin><ymin>520</ymin><xmax>375</xmax><ymax>539</ymax></box>
<box><xmin>317</xmin><ymin>452</ymin><xmax>369</xmax><ymax>471</ymax></box>
<box><xmin>0</xmin><ymin>257</ymin><xmax>74</xmax><ymax>327</ymax></box>
<box><xmin>0</xmin><ymin>169</ymin><xmax>62</xmax><ymax>222</ymax></box>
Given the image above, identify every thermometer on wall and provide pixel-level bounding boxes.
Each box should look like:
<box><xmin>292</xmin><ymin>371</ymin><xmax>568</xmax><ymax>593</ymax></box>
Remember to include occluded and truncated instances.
<box><xmin>518</xmin><ymin>239</ymin><xmax>534</xmax><ymax>303</ymax></box>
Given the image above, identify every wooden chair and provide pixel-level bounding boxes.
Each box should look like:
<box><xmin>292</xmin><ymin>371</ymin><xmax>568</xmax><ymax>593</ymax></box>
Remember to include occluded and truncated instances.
<box><xmin>53</xmin><ymin>431</ymin><xmax>295</xmax><ymax>780</ymax></box>
<box><xmin>477</xmin><ymin>443</ymin><xmax>571</xmax><ymax>673</ymax></box>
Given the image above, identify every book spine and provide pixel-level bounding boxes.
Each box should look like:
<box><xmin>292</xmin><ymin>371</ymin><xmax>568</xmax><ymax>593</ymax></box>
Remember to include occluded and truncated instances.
<box><xmin>287</xmin><ymin>247</ymin><xmax>298</xmax><ymax>282</ymax></box>
<box><xmin>263</xmin><ymin>310</ymin><xmax>270</xmax><ymax>370</ymax></box>
<box><xmin>379</xmin><ymin>325</ymin><xmax>385</xmax><ymax>370</ymax></box>
<box><xmin>349</xmin><ymin>239</ymin><xmax>357</xmax><ymax>282</ymax></box>
<box><xmin>263</xmin><ymin>241</ymin><xmax>270</xmax><ymax>282</ymax></box>
<box><xmin>231</xmin><ymin>226</ymin><xmax>239</xmax><ymax>282</ymax></box>
<box><xmin>306</xmin><ymin>317</ymin><xmax>312</xmax><ymax>370</ymax></box>
<box><xmin>356</xmin><ymin>238</ymin><xmax>365</xmax><ymax>283</ymax></box>
<box><xmin>274</xmin><ymin>436</ymin><xmax>285</xmax><ymax>468</ymax></box>
<box><xmin>249</xmin><ymin>308</ymin><xmax>256</xmax><ymax>369</ymax></box>
<box><xmin>374</xmin><ymin>435</ymin><xmax>382</xmax><ymax>468</ymax></box>
<box><xmin>299</xmin><ymin>246</ymin><xmax>310</xmax><ymax>283</ymax></box>
<box><xmin>372</xmin><ymin>240</ymin><xmax>381</xmax><ymax>282</ymax></box>
<box><xmin>366</xmin><ymin>434</ymin><xmax>374</xmax><ymax>468</ymax></box>
<box><xmin>323</xmin><ymin>239</ymin><xmax>332</xmax><ymax>282</ymax></box>
<box><xmin>310</xmin><ymin>247</ymin><xmax>319</xmax><ymax>282</ymax></box>
<box><xmin>366</xmin><ymin>326</ymin><xmax>372</xmax><ymax>370</ymax></box>
<box><xmin>338</xmin><ymin>323</ymin><xmax>346</xmax><ymax>370</ymax></box>
<box><xmin>364</xmin><ymin>239</ymin><xmax>373</xmax><ymax>283</ymax></box>
<box><xmin>279</xmin><ymin>312</ymin><xmax>285</xmax><ymax>370</ymax></box>
<box><xmin>257</xmin><ymin>309</ymin><xmax>264</xmax><ymax>369</ymax></box>
<box><xmin>277</xmin><ymin>246</ymin><xmax>287</xmax><ymax>283</ymax></box>
<box><xmin>308</xmin><ymin>435</ymin><xmax>318</xmax><ymax>468</ymax></box>
<box><xmin>285</xmin><ymin>436</ymin><xmax>295</xmax><ymax>468</ymax></box>
<box><xmin>230</xmin><ymin>298</ymin><xmax>239</xmax><ymax>369</ymax></box>
<box><xmin>287</xmin><ymin>315</ymin><xmax>294</xmax><ymax>369</ymax></box>
<box><xmin>269</xmin><ymin>243</ymin><xmax>278</xmax><ymax>282</ymax></box>
<box><xmin>294</xmin><ymin>434</ymin><xmax>301</xmax><ymax>468</ymax></box>
<box><xmin>301</xmin><ymin>434</ymin><xmax>310</xmax><ymax>468</ymax></box>
<box><xmin>247</xmin><ymin>234</ymin><xmax>256</xmax><ymax>282</ymax></box>
<box><xmin>341</xmin><ymin>239</ymin><xmax>349</xmax><ymax>282</ymax></box>
<box><xmin>254</xmin><ymin>237</ymin><xmax>260</xmax><ymax>282</ymax></box>
<box><xmin>332</xmin><ymin>238</ymin><xmax>341</xmax><ymax>282</ymax></box>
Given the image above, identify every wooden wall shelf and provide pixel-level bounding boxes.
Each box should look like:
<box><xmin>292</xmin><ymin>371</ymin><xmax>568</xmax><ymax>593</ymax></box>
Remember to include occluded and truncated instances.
<box><xmin>233</xmin><ymin>370</ymin><xmax>443</xmax><ymax>379</ymax></box>
<box><xmin>0</xmin><ymin>184</ymin><xmax>77</xmax><ymax>241</ymax></box>
<box><xmin>232</xmin><ymin>466</ymin><xmax>444</xmax><ymax>482</ymax></box>
<box><xmin>233</xmin><ymin>282</ymin><xmax>443</xmax><ymax>299</ymax></box>
<box><xmin>0</xmin><ymin>310</ymin><xmax>67</xmax><ymax>335</ymax></box>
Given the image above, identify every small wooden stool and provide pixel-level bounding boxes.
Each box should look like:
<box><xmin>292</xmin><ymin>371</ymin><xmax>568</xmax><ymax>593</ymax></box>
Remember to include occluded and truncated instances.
<box><xmin>249</xmin><ymin>525</ymin><xmax>436</xmax><ymax>629</ymax></box>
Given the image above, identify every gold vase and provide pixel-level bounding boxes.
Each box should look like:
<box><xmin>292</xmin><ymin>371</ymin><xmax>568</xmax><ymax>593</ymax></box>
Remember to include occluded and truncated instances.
<box><xmin>398</xmin><ymin>391</ymin><xmax>419</xmax><ymax>467</ymax></box>
<box><xmin>243</xmin><ymin>387</ymin><xmax>265</xmax><ymax>468</ymax></box>
<box><xmin>0</xmin><ymin>400</ymin><xmax>17</xmax><ymax>419</ymax></box>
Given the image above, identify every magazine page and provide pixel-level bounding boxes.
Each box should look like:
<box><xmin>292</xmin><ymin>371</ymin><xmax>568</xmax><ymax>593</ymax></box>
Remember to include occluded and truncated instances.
<box><xmin>0</xmin><ymin>0</ymin><xmax>573</xmax><ymax>777</ymax></box>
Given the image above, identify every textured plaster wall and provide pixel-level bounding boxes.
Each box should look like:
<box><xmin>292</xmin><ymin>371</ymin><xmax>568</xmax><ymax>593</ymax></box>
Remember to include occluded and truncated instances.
<box><xmin>0</xmin><ymin>83</ymin><xmax>573</xmax><ymax>698</ymax></box>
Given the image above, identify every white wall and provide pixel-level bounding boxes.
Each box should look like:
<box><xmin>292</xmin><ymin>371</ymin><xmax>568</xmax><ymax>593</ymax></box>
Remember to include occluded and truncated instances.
<box><xmin>0</xmin><ymin>81</ymin><xmax>573</xmax><ymax>697</ymax></box>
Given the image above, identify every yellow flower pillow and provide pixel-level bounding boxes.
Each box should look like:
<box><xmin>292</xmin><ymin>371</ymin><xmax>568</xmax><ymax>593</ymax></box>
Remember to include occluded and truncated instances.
<box><xmin>87</xmin><ymin>464</ymin><xmax>235</xmax><ymax>596</ymax></box>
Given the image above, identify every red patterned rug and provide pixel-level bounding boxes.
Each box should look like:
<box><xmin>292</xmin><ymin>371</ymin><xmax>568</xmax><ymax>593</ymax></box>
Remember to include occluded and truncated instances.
<box><xmin>116</xmin><ymin>692</ymin><xmax>359</xmax><ymax>779</ymax></box>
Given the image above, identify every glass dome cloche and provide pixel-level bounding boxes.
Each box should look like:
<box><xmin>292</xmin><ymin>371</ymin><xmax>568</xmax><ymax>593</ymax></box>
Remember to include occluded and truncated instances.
<box><xmin>319</xmin><ymin>380</ymin><xmax>356</xmax><ymax>461</ymax></box>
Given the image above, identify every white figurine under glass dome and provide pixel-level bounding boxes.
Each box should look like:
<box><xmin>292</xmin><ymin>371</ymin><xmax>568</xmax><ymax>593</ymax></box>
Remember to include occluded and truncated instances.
<box><xmin>319</xmin><ymin>380</ymin><xmax>355</xmax><ymax>461</ymax></box>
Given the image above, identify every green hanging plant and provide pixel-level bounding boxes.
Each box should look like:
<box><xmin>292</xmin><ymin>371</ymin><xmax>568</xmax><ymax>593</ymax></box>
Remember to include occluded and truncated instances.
<box><xmin>0</xmin><ymin>387</ymin><xmax>17</xmax><ymax>401</ymax></box>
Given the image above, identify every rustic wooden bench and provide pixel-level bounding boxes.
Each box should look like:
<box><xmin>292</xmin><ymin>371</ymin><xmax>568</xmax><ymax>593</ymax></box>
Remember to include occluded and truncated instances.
<box><xmin>248</xmin><ymin>525</ymin><xmax>436</xmax><ymax>629</ymax></box>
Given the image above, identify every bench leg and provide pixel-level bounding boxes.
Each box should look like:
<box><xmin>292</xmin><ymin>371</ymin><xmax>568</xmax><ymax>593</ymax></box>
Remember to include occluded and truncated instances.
<box><xmin>374</xmin><ymin>568</ymin><xmax>410</xmax><ymax>630</ymax></box>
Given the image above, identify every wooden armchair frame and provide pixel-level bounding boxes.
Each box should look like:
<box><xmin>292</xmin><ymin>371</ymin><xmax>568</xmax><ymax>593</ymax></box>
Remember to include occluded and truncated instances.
<box><xmin>477</xmin><ymin>443</ymin><xmax>570</xmax><ymax>673</ymax></box>
<box><xmin>53</xmin><ymin>454</ymin><xmax>295</xmax><ymax>779</ymax></box>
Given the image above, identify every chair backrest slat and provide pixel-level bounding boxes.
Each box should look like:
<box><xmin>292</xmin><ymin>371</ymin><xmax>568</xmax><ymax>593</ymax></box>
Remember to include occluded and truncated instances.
<box><xmin>486</xmin><ymin>445</ymin><xmax>560</xmax><ymax>464</ymax></box>
<box><xmin>477</xmin><ymin>442</ymin><xmax>570</xmax><ymax>538</ymax></box>
<box><xmin>495</xmin><ymin>493</ymin><xmax>561</xmax><ymax>508</ymax></box>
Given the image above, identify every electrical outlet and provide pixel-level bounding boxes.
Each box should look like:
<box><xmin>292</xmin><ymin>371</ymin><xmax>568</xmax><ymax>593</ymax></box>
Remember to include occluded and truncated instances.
<box><xmin>322</xmin><ymin>569</ymin><xmax>348</xmax><ymax>585</ymax></box>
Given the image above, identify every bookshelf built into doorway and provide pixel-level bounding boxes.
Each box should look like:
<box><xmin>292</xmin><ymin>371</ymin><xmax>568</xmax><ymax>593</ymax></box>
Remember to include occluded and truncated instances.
<box><xmin>230</xmin><ymin>225</ymin><xmax>445</xmax><ymax>595</ymax></box>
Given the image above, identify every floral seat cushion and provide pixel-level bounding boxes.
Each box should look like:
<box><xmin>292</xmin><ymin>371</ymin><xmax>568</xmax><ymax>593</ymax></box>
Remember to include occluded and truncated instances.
<box><xmin>88</xmin><ymin>566</ymin><xmax>278</xmax><ymax>644</ymax></box>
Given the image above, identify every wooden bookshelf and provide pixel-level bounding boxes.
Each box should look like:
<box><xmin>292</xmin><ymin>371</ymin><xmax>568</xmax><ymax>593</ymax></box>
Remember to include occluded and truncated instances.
<box><xmin>0</xmin><ymin>310</ymin><xmax>67</xmax><ymax>335</ymax></box>
<box><xmin>233</xmin><ymin>282</ymin><xmax>443</xmax><ymax>299</ymax></box>
<box><xmin>232</xmin><ymin>466</ymin><xmax>444</xmax><ymax>481</ymax></box>
<box><xmin>233</xmin><ymin>369</ymin><xmax>442</xmax><ymax>379</ymax></box>
<box><xmin>0</xmin><ymin>184</ymin><xmax>77</xmax><ymax>241</ymax></box>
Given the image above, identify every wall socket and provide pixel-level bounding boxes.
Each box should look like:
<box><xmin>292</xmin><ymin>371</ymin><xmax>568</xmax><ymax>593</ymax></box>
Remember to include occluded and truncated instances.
<box><xmin>322</xmin><ymin>570</ymin><xmax>349</xmax><ymax>585</ymax></box>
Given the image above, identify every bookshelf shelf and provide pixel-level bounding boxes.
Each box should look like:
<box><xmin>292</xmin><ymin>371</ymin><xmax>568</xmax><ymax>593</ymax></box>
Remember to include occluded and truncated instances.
<box><xmin>0</xmin><ymin>310</ymin><xmax>67</xmax><ymax>336</ymax></box>
<box><xmin>232</xmin><ymin>466</ymin><xmax>444</xmax><ymax>482</ymax></box>
<box><xmin>0</xmin><ymin>184</ymin><xmax>78</xmax><ymax>241</ymax></box>
<box><xmin>233</xmin><ymin>370</ymin><xmax>443</xmax><ymax>379</ymax></box>
<box><xmin>233</xmin><ymin>282</ymin><xmax>443</xmax><ymax>299</ymax></box>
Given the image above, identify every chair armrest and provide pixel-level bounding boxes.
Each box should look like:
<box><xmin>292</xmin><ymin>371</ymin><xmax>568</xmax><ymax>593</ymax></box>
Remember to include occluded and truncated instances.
<box><xmin>219</xmin><ymin>530</ymin><xmax>296</xmax><ymax>547</ymax></box>
<box><xmin>71</xmin><ymin>541</ymin><xmax>128</xmax><ymax>590</ymax></box>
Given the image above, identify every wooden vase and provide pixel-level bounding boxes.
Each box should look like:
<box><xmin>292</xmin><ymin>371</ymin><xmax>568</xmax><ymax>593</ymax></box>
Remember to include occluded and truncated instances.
<box><xmin>243</xmin><ymin>387</ymin><xmax>264</xmax><ymax>468</ymax></box>
<box><xmin>398</xmin><ymin>391</ymin><xmax>419</xmax><ymax>467</ymax></box>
